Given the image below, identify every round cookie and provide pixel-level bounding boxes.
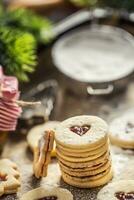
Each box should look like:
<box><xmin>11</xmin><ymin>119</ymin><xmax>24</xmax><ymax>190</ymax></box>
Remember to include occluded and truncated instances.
<box><xmin>59</xmin><ymin>158</ymin><xmax>110</xmax><ymax>172</ymax></box>
<box><xmin>109</xmin><ymin>112</ymin><xmax>134</xmax><ymax>149</ymax></box>
<box><xmin>20</xmin><ymin>186</ymin><xmax>73</xmax><ymax>200</ymax></box>
<box><xmin>57</xmin><ymin>151</ymin><xmax>110</xmax><ymax>168</ymax></box>
<box><xmin>55</xmin><ymin>115</ymin><xmax>108</xmax><ymax>149</ymax></box>
<box><xmin>59</xmin><ymin>159</ymin><xmax>111</xmax><ymax>177</ymax></box>
<box><xmin>62</xmin><ymin>167</ymin><xmax>113</xmax><ymax>188</ymax></box>
<box><xmin>97</xmin><ymin>180</ymin><xmax>134</xmax><ymax>200</ymax></box>
<box><xmin>56</xmin><ymin>141</ymin><xmax>109</xmax><ymax>157</ymax></box>
<box><xmin>62</xmin><ymin>166</ymin><xmax>112</xmax><ymax>182</ymax></box>
<box><xmin>27</xmin><ymin>121</ymin><xmax>60</xmax><ymax>156</ymax></box>
<box><xmin>56</xmin><ymin>146</ymin><xmax>108</xmax><ymax>162</ymax></box>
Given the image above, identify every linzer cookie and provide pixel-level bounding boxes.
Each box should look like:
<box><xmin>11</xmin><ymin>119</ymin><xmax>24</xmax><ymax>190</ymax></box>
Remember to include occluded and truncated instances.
<box><xmin>27</xmin><ymin>121</ymin><xmax>60</xmax><ymax>157</ymax></box>
<box><xmin>109</xmin><ymin>111</ymin><xmax>134</xmax><ymax>149</ymax></box>
<box><xmin>0</xmin><ymin>159</ymin><xmax>20</xmax><ymax>196</ymax></box>
<box><xmin>55</xmin><ymin>115</ymin><xmax>108</xmax><ymax>149</ymax></box>
<box><xmin>62</xmin><ymin>167</ymin><xmax>113</xmax><ymax>188</ymax></box>
<box><xmin>56</xmin><ymin>141</ymin><xmax>109</xmax><ymax>157</ymax></box>
<box><xmin>97</xmin><ymin>180</ymin><xmax>134</xmax><ymax>200</ymax></box>
<box><xmin>55</xmin><ymin>115</ymin><xmax>113</xmax><ymax>188</ymax></box>
<box><xmin>20</xmin><ymin>186</ymin><xmax>73</xmax><ymax>200</ymax></box>
<box><xmin>33</xmin><ymin>130</ymin><xmax>54</xmax><ymax>178</ymax></box>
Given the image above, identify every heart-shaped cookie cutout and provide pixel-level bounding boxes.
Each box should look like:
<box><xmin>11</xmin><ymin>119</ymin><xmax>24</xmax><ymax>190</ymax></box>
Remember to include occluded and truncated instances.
<box><xmin>115</xmin><ymin>192</ymin><xmax>134</xmax><ymax>200</ymax></box>
<box><xmin>38</xmin><ymin>197</ymin><xmax>57</xmax><ymax>200</ymax></box>
<box><xmin>70</xmin><ymin>125</ymin><xmax>90</xmax><ymax>136</ymax></box>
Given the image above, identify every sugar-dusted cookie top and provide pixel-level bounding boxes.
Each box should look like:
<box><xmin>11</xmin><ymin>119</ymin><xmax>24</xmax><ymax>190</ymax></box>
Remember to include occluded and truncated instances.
<box><xmin>20</xmin><ymin>186</ymin><xmax>73</xmax><ymax>200</ymax></box>
<box><xmin>110</xmin><ymin>112</ymin><xmax>134</xmax><ymax>142</ymax></box>
<box><xmin>97</xmin><ymin>180</ymin><xmax>134</xmax><ymax>200</ymax></box>
<box><xmin>55</xmin><ymin>115</ymin><xmax>108</xmax><ymax>148</ymax></box>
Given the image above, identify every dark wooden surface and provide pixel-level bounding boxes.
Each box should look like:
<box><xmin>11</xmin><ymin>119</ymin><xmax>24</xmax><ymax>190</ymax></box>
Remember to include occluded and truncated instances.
<box><xmin>1</xmin><ymin>5</ymin><xmax>134</xmax><ymax>200</ymax></box>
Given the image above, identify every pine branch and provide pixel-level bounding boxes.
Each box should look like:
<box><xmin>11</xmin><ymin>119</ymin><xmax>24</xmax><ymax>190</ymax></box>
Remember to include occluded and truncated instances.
<box><xmin>0</xmin><ymin>8</ymin><xmax>53</xmax><ymax>43</ymax></box>
<box><xmin>0</xmin><ymin>27</ymin><xmax>37</xmax><ymax>81</ymax></box>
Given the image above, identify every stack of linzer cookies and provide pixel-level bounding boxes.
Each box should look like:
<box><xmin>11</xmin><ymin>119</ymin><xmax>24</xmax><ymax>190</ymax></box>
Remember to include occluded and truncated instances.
<box><xmin>55</xmin><ymin>115</ymin><xmax>113</xmax><ymax>188</ymax></box>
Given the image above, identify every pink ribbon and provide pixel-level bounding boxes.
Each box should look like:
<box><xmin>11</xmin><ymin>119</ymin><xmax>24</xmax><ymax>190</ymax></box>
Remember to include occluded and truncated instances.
<box><xmin>0</xmin><ymin>66</ymin><xmax>22</xmax><ymax>131</ymax></box>
<box><xmin>0</xmin><ymin>66</ymin><xmax>20</xmax><ymax>101</ymax></box>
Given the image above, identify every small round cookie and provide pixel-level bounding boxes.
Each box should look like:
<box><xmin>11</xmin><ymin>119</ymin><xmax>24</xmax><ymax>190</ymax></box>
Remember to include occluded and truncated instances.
<box><xmin>27</xmin><ymin>121</ymin><xmax>60</xmax><ymax>156</ymax></box>
<box><xmin>55</xmin><ymin>115</ymin><xmax>108</xmax><ymax>149</ymax></box>
<box><xmin>57</xmin><ymin>151</ymin><xmax>110</xmax><ymax>168</ymax></box>
<box><xmin>56</xmin><ymin>146</ymin><xmax>108</xmax><ymax>162</ymax></box>
<box><xmin>20</xmin><ymin>186</ymin><xmax>73</xmax><ymax>200</ymax></box>
<box><xmin>62</xmin><ymin>167</ymin><xmax>113</xmax><ymax>188</ymax></box>
<box><xmin>97</xmin><ymin>180</ymin><xmax>134</xmax><ymax>200</ymax></box>
<box><xmin>59</xmin><ymin>159</ymin><xmax>111</xmax><ymax>177</ymax></box>
<box><xmin>109</xmin><ymin>112</ymin><xmax>134</xmax><ymax>149</ymax></box>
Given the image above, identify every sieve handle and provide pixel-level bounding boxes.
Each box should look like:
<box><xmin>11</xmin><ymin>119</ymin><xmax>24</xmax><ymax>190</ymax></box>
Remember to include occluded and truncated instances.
<box><xmin>87</xmin><ymin>84</ymin><xmax>114</xmax><ymax>95</ymax></box>
<box><xmin>53</xmin><ymin>8</ymin><xmax>110</xmax><ymax>37</ymax></box>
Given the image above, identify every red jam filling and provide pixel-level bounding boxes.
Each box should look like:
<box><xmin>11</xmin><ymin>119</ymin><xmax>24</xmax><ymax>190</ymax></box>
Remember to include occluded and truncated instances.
<box><xmin>70</xmin><ymin>125</ymin><xmax>90</xmax><ymax>136</ymax></box>
<box><xmin>0</xmin><ymin>175</ymin><xmax>6</xmax><ymax>182</ymax></box>
<box><xmin>38</xmin><ymin>196</ymin><xmax>57</xmax><ymax>200</ymax></box>
<box><xmin>125</xmin><ymin>122</ymin><xmax>134</xmax><ymax>133</ymax></box>
<box><xmin>115</xmin><ymin>192</ymin><xmax>134</xmax><ymax>200</ymax></box>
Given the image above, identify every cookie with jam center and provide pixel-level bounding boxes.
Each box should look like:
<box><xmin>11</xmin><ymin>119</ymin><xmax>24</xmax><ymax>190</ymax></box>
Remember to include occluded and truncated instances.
<box><xmin>55</xmin><ymin>115</ymin><xmax>112</xmax><ymax>188</ymax></box>
<box><xmin>62</xmin><ymin>167</ymin><xmax>113</xmax><ymax>188</ymax></box>
<box><xmin>33</xmin><ymin>130</ymin><xmax>54</xmax><ymax>178</ymax></box>
<box><xmin>20</xmin><ymin>186</ymin><xmax>73</xmax><ymax>200</ymax></box>
<box><xmin>56</xmin><ymin>145</ymin><xmax>108</xmax><ymax>162</ymax></box>
<box><xmin>55</xmin><ymin>115</ymin><xmax>108</xmax><ymax>149</ymax></box>
<box><xmin>56</xmin><ymin>141</ymin><xmax>109</xmax><ymax>157</ymax></box>
<box><xmin>59</xmin><ymin>159</ymin><xmax>111</xmax><ymax>177</ymax></box>
<box><xmin>57</xmin><ymin>150</ymin><xmax>110</xmax><ymax>169</ymax></box>
<box><xmin>109</xmin><ymin>112</ymin><xmax>134</xmax><ymax>149</ymax></box>
<box><xmin>97</xmin><ymin>180</ymin><xmax>134</xmax><ymax>200</ymax></box>
<box><xmin>27</xmin><ymin>121</ymin><xmax>60</xmax><ymax>157</ymax></box>
<box><xmin>62</xmin><ymin>165</ymin><xmax>112</xmax><ymax>182</ymax></box>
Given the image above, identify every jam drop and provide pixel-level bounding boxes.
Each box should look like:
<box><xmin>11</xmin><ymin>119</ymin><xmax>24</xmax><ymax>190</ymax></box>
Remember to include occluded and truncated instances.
<box><xmin>38</xmin><ymin>196</ymin><xmax>57</xmax><ymax>200</ymax></box>
<box><xmin>0</xmin><ymin>175</ymin><xmax>6</xmax><ymax>182</ymax></box>
<box><xmin>115</xmin><ymin>192</ymin><xmax>134</xmax><ymax>200</ymax></box>
<box><xmin>70</xmin><ymin>125</ymin><xmax>90</xmax><ymax>136</ymax></box>
<box><xmin>125</xmin><ymin>122</ymin><xmax>134</xmax><ymax>133</ymax></box>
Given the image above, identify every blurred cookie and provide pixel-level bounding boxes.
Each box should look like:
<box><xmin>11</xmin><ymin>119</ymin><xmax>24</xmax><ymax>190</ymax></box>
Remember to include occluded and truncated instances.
<box><xmin>109</xmin><ymin>112</ymin><xmax>134</xmax><ymax>149</ymax></box>
<box><xmin>33</xmin><ymin>130</ymin><xmax>54</xmax><ymax>178</ymax></box>
<box><xmin>27</xmin><ymin>121</ymin><xmax>60</xmax><ymax>156</ymax></box>
<box><xmin>97</xmin><ymin>180</ymin><xmax>134</xmax><ymax>200</ymax></box>
<box><xmin>55</xmin><ymin>115</ymin><xmax>108</xmax><ymax>149</ymax></box>
<box><xmin>0</xmin><ymin>159</ymin><xmax>20</xmax><ymax>196</ymax></box>
<box><xmin>20</xmin><ymin>186</ymin><xmax>73</xmax><ymax>200</ymax></box>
